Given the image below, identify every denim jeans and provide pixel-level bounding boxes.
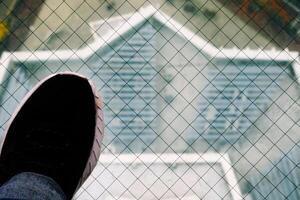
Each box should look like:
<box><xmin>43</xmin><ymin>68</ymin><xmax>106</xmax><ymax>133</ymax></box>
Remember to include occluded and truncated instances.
<box><xmin>0</xmin><ymin>172</ymin><xmax>66</xmax><ymax>200</ymax></box>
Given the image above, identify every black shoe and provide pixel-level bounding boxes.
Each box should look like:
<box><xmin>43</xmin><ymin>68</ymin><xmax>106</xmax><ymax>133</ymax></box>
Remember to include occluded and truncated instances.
<box><xmin>0</xmin><ymin>72</ymin><xmax>104</xmax><ymax>199</ymax></box>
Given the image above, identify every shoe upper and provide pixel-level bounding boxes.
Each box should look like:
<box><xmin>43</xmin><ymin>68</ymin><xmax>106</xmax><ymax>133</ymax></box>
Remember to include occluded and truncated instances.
<box><xmin>0</xmin><ymin>73</ymin><xmax>101</xmax><ymax>199</ymax></box>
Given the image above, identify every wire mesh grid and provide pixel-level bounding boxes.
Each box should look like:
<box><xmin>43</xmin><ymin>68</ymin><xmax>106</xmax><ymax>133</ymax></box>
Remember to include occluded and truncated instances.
<box><xmin>0</xmin><ymin>0</ymin><xmax>300</xmax><ymax>199</ymax></box>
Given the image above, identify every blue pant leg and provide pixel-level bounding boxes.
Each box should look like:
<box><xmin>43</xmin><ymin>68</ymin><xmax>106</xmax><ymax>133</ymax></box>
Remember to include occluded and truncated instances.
<box><xmin>0</xmin><ymin>172</ymin><xmax>66</xmax><ymax>200</ymax></box>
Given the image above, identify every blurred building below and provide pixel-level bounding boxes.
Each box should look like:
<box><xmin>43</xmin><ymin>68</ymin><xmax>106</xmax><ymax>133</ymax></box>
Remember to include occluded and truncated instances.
<box><xmin>1</xmin><ymin>5</ymin><xmax>300</xmax><ymax>199</ymax></box>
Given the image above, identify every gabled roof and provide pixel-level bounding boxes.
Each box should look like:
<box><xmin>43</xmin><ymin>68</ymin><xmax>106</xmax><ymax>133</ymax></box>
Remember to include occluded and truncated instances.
<box><xmin>1</xmin><ymin>6</ymin><xmax>299</xmax><ymax>142</ymax></box>
<box><xmin>89</xmin><ymin>5</ymin><xmax>299</xmax><ymax>61</ymax></box>
<box><xmin>0</xmin><ymin>5</ymin><xmax>299</xmax><ymax>139</ymax></box>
